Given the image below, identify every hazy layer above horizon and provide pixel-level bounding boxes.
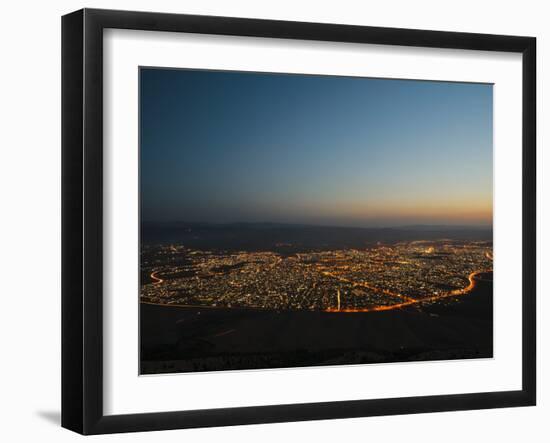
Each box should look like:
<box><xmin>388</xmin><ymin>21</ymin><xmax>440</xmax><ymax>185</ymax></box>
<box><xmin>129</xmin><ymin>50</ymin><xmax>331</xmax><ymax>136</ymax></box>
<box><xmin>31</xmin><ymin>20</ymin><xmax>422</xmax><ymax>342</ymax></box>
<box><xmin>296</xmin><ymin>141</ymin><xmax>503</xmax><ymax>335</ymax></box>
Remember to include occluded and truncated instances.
<box><xmin>140</xmin><ymin>68</ymin><xmax>493</xmax><ymax>227</ymax></box>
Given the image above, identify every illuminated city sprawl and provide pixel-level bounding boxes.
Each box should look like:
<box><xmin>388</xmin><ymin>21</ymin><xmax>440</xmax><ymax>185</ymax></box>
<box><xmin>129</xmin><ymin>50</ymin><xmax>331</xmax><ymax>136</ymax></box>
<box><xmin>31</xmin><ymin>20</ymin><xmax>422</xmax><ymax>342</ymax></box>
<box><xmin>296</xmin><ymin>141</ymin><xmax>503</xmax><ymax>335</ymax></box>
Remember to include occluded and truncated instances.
<box><xmin>140</xmin><ymin>240</ymin><xmax>492</xmax><ymax>312</ymax></box>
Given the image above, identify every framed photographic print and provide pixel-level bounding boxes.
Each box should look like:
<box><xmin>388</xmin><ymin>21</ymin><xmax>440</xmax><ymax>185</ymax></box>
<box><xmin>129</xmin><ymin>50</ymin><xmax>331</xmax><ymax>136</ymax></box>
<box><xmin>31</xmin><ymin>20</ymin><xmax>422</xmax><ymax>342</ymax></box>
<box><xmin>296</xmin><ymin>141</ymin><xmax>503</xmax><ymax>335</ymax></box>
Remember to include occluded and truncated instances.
<box><xmin>61</xmin><ymin>8</ymin><xmax>536</xmax><ymax>435</ymax></box>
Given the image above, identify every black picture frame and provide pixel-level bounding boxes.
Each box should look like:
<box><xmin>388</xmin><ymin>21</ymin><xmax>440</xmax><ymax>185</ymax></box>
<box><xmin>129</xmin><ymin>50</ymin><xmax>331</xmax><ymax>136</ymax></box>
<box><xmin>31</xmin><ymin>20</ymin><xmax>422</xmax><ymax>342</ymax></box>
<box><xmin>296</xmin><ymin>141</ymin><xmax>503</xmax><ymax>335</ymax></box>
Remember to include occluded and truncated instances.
<box><xmin>62</xmin><ymin>8</ymin><xmax>536</xmax><ymax>435</ymax></box>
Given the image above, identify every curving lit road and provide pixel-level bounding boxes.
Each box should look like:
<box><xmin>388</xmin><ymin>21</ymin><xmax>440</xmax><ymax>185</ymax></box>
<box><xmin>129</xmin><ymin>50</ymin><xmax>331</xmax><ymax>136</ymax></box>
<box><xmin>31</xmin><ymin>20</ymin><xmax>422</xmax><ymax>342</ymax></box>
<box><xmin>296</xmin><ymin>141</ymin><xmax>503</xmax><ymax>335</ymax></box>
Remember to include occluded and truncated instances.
<box><xmin>150</xmin><ymin>271</ymin><xmax>163</xmax><ymax>284</ymax></box>
<box><xmin>325</xmin><ymin>269</ymin><xmax>488</xmax><ymax>313</ymax></box>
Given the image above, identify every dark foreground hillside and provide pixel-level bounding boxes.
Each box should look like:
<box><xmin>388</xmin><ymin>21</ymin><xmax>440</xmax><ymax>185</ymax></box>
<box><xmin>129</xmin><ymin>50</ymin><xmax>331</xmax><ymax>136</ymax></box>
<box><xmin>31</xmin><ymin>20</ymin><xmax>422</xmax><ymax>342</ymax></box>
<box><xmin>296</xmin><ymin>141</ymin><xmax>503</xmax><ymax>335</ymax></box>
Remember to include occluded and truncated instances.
<box><xmin>140</xmin><ymin>277</ymin><xmax>493</xmax><ymax>374</ymax></box>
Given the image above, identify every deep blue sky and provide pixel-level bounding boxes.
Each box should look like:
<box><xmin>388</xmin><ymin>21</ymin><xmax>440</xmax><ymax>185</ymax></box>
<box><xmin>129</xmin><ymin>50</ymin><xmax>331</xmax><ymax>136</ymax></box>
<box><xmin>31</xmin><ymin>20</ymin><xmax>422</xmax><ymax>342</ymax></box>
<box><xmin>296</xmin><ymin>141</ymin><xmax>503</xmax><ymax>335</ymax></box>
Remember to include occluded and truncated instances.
<box><xmin>140</xmin><ymin>68</ymin><xmax>492</xmax><ymax>227</ymax></box>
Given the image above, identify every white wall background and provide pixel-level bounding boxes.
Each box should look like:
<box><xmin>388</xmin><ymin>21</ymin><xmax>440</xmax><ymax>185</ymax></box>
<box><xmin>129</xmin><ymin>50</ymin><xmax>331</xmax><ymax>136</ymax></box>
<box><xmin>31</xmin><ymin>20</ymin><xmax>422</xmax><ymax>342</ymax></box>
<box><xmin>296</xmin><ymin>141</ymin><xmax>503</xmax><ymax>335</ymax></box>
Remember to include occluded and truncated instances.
<box><xmin>0</xmin><ymin>0</ymin><xmax>546</xmax><ymax>441</ymax></box>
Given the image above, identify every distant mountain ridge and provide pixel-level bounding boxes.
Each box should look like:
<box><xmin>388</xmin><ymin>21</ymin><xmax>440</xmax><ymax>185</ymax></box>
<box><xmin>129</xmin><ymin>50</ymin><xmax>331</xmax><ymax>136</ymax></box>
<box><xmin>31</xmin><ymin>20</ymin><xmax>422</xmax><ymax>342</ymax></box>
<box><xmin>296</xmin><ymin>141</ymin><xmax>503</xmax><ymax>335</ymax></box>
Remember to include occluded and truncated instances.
<box><xmin>141</xmin><ymin>221</ymin><xmax>492</xmax><ymax>252</ymax></box>
<box><xmin>142</xmin><ymin>221</ymin><xmax>492</xmax><ymax>231</ymax></box>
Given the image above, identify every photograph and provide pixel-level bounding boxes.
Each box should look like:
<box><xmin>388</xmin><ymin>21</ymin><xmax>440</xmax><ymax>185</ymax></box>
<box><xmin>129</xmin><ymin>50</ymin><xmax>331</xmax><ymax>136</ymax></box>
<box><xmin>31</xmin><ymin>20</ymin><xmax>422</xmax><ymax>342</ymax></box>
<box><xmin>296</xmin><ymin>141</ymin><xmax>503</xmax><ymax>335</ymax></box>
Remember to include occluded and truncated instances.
<box><xmin>139</xmin><ymin>68</ymin><xmax>494</xmax><ymax>375</ymax></box>
<box><xmin>52</xmin><ymin>4</ymin><xmax>538</xmax><ymax>437</ymax></box>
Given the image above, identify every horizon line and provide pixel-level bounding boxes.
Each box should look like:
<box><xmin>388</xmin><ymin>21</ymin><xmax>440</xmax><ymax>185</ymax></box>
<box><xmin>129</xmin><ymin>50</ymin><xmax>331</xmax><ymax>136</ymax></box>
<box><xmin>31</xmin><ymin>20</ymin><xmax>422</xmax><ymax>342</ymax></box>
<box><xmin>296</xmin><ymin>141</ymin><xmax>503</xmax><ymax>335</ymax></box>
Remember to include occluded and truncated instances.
<box><xmin>141</xmin><ymin>220</ymin><xmax>493</xmax><ymax>230</ymax></box>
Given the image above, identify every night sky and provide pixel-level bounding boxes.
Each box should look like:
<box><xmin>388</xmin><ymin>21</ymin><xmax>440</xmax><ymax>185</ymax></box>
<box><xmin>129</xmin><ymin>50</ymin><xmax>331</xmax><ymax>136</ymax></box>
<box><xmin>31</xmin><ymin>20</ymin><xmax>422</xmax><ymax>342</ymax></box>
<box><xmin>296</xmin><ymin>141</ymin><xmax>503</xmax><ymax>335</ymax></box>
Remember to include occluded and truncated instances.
<box><xmin>140</xmin><ymin>68</ymin><xmax>492</xmax><ymax>227</ymax></box>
